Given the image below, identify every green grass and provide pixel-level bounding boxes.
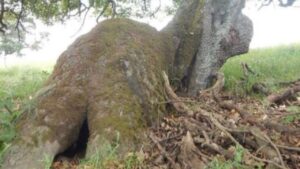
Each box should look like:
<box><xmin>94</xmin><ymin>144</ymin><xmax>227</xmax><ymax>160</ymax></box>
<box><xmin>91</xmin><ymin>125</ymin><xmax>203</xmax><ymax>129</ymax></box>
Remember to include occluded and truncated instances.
<box><xmin>79</xmin><ymin>135</ymin><xmax>121</xmax><ymax>169</ymax></box>
<box><xmin>0</xmin><ymin>66</ymin><xmax>51</xmax><ymax>163</ymax></box>
<box><xmin>41</xmin><ymin>154</ymin><xmax>54</xmax><ymax>169</ymax></box>
<box><xmin>206</xmin><ymin>145</ymin><xmax>251</xmax><ymax>169</ymax></box>
<box><xmin>79</xmin><ymin>133</ymin><xmax>143</xmax><ymax>169</ymax></box>
<box><xmin>222</xmin><ymin>44</ymin><xmax>300</xmax><ymax>96</ymax></box>
<box><xmin>282</xmin><ymin>106</ymin><xmax>300</xmax><ymax>124</ymax></box>
<box><xmin>0</xmin><ymin>66</ymin><xmax>51</xmax><ymax>99</ymax></box>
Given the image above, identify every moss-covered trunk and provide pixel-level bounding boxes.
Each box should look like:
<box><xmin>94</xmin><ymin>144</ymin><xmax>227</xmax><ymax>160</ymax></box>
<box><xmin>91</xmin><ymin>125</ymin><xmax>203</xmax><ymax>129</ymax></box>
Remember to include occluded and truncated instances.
<box><xmin>1</xmin><ymin>0</ymin><xmax>252</xmax><ymax>168</ymax></box>
<box><xmin>1</xmin><ymin>19</ymin><xmax>176</xmax><ymax>169</ymax></box>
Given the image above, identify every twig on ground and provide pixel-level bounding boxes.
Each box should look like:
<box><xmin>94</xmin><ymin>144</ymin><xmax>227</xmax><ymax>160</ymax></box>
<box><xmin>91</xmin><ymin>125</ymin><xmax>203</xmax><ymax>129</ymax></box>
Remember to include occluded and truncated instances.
<box><xmin>159</xmin><ymin>133</ymin><xmax>183</xmax><ymax>143</ymax></box>
<box><xmin>149</xmin><ymin>133</ymin><xmax>179</xmax><ymax>169</ymax></box>
<box><xmin>209</xmin><ymin>113</ymin><xmax>288</xmax><ymax>169</ymax></box>
<box><xmin>159</xmin><ymin>71</ymin><xmax>293</xmax><ymax>169</ymax></box>
<box><xmin>268</xmin><ymin>85</ymin><xmax>300</xmax><ymax>104</ymax></box>
<box><xmin>262</xmin><ymin>121</ymin><xmax>300</xmax><ymax>135</ymax></box>
<box><xmin>241</xmin><ymin>62</ymin><xmax>256</xmax><ymax>78</ymax></box>
<box><xmin>156</xmin><ymin>99</ymin><xmax>200</xmax><ymax>105</ymax></box>
<box><xmin>4</xmin><ymin>104</ymin><xmax>13</xmax><ymax>114</ymax></box>
<box><xmin>276</xmin><ymin>144</ymin><xmax>300</xmax><ymax>152</ymax></box>
<box><xmin>278</xmin><ymin>78</ymin><xmax>300</xmax><ymax>87</ymax></box>
<box><xmin>249</xmin><ymin>129</ymin><xmax>283</xmax><ymax>164</ymax></box>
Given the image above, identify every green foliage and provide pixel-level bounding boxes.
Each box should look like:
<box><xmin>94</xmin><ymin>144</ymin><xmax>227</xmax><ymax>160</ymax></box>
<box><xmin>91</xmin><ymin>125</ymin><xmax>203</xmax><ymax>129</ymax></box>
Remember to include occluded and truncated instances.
<box><xmin>1</xmin><ymin>0</ymin><xmax>181</xmax><ymax>55</ymax></box>
<box><xmin>0</xmin><ymin>67</ymin><xmax>50</xmax><ymax>99</ymax></box>
<box><xmin>0</xmin><ymin>111</ymin><xmax>18</xmax><ymax>143</ymax></box>
<box><xmin>206</xmin><ymin>145</ymin><xmax>246</xmax><ymax>169</ymax></box>
<box><xmin>222</xmin><ymin>44</ymin><xmax>300</xmax><ymax>96</ymax></box>
<box><xmin>41</xmin><ymin>154</ymin><xmax>53</xmax><ymax>169</ymax></box>
<box><xmin>123</xmin><ymin>153</ymin><xmax>143</xmax><ymax>169</ymax></box>
<box><xmin>282</xmin><ymin>106</ymin><xmax>300</xmax><ymax>124</ymax></box>
<box><xmin>283</xmin><ymin>114</ymin><xmax>300</xmax><ymax>124</ymax></box>
<box><xmin>0</xmin><ymin>143</ymin><xmax>10</xmax><ymax>165</ymax></box>
<box><xmin>0</xmin><ymin>23</ymin><xmax>26</xmax><ymax>56</ymax></box>
<box><xmin>79</xmin><ymin>132</ymin><xmax>120</xmax><ymax>168</ymax></box>
<box><xmin>79</xmin><ymin>131</ymin><xmax>143</xmax><ymax>168</ymax></box>
<box><xmin>0</xmin><ymin>66</ymin><xmax>50</xmax><ymax>162</ymax></box>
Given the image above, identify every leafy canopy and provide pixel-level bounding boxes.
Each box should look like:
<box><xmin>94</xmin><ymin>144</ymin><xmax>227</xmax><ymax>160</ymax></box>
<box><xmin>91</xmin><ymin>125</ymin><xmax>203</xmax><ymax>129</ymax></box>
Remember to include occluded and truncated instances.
<box><xmin>0</xmin><ymin>0</ymin><xmax>296</xmax><ymax>55</ymax></box>
<box><xmin>0</xmin><ymin>0</ymin><xmax>180</xmax><ymax>55</ymax></box>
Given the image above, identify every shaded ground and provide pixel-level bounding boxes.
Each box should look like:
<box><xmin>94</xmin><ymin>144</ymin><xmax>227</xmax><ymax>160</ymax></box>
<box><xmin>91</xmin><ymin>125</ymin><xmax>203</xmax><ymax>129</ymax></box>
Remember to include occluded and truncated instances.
<box><xmin>51</xmin><ymin>76</ymin><xmax>300</xmax><ymax>169</ymax></box>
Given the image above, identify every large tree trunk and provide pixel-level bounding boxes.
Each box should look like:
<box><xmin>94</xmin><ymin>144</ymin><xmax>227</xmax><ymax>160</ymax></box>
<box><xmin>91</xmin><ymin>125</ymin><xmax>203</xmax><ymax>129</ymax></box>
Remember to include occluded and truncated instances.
<box><xmin>187</xmin><ymin>0</ymin><xmax>252</xmax><ymax>94</ymax></box>
<box><xmin>1</xmin><ymin>0</ymin><xmax>252</xmax><ymax>168</ymax></box>
<box><xmin>164</xmin><ymin>0</ymin><xmax>253</xmax><ymax>95</ymax></box>
<box><xmin>2</xmin><ymin>19</ymin><xmax>176</xmax><ymax>169</ymax></box>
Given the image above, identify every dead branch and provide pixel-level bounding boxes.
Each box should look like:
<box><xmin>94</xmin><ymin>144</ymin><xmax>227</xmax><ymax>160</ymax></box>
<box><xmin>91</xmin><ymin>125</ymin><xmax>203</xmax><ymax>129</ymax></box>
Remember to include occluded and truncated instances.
<box><xmin>159</xmin><ymin>70</ymin><xmax>295</xmax><ymax>169</ymax></box>
<box><xmin>276</xmin><ymin>144</ymin><xmax>300</xmax><ymax>152</ymax></box>
<box><xmin>262</xmin><ymin>121</ymin><xmax>300</xmax><ymax>135</ymax></box>
<box><xmin>177</xmin><ymin>131</ymin><xmax>206</xmax><ymax>169</ymax></box>
<box><xmin>209</xmin><ymin>73</ymin><xmax>256</xmax><ymax>121</ymax></box>
<box><xmin>209</xmin><ymin>114</ymin><xmax>288</xmax><ymax>169</ymax></box>
<box><xmin>233</xmin><ymin>127</ymin><xmax>300</xmax><ymax>152</ymax></box>
<box><xmin>268</xmin><ymin>85</ymin><xmax>300</xmax><ymax>104</ymax></box>
<box><xmin>149</xmin><ymin>133</ymin><xmax>179</xmax><ymax>169</ymax></box>
<box><xmin>241</xmin><ymin>62</ymin><xmax>256</xmax><ymax>78</ymax></box>
<box><xmin>277</xmin><ymin>78</ymin><xmax>300</xmax><ymax>87</ymax></box>
<box><xmin>4</xmin><ymin>104</ymin><xmax>13</xmax><ymax>114</ymax></box>
<box><xmin>250</xmin><ymin>128</ymin><xmax>286</xmax><ymax>167</ymax></box>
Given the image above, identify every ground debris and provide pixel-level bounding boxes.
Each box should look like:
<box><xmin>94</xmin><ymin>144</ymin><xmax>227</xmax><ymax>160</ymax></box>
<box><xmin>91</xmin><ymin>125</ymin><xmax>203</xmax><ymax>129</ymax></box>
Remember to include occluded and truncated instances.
<box><xmin>145</xmin><ymin>72</ymin><xmax>300</xmax><ymax>169</ymax></box>
<box><xmin>268</xmin><ymin>84</ymin><xmax>300</xmax><ymax>104</ymax></box>
<box><xmin>52</xmin><ymin>156</ymin><xmax>79</xmax><ymax>169</ymax></box>
<box><xmin>51</xmin><ymin>73</ymin><xmax>300</xmax><ymax>169</ymax></box>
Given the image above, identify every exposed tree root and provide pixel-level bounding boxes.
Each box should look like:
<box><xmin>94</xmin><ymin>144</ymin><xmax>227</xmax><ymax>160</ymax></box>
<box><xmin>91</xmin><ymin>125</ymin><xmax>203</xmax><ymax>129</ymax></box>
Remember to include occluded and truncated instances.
<box><xmin>162</xmin><ymin>72</ymin><xmax>194</xmax><ymax>116</ymax></box>
<box><xmin>51</xmin><ymin>72</ymin><xmax>300</xmax><ymax>169</ymax></box>
<box><xmin>146</xmin><ymin>72</ymin><xmax>300</xmax><ymax>169</ymax></box>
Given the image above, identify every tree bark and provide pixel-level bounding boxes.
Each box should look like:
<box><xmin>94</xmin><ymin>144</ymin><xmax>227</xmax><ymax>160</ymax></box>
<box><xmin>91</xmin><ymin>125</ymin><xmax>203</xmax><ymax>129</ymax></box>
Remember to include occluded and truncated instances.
<box><xmin>164</xmin><ymin>0</ymin><xmax>253</xmax><ymax>95</ymax></box>
<box><xmin>1</xmin><ymin>19</ymin><xmax>176</xmax><ymax>169</ymax></box>
<box><xmin>188</xmin><ymin>0</ymin><xmax>252</xmax><ymax>94</ymax></box>
<box><xmin>1</xmin><ymin>0</ymin><xmax>252</xmax><ymax>168</ymax></box>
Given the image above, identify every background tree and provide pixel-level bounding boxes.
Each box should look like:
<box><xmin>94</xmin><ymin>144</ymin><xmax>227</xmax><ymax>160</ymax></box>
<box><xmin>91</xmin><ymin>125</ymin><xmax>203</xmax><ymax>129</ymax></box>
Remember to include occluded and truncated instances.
<box><xmin>0</xmin><ymin>22</ymin><xmax>25</xmax><ymax>67</ymax></box>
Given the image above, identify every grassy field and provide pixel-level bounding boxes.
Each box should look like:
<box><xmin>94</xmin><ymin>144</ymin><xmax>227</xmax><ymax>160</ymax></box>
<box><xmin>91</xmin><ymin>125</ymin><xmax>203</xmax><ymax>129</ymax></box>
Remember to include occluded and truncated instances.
<box><xmin>0</xmin><ymin>66</ymin><xmax>51</xmax><ymax>163</ymax></box>
<box><xmin>0</xmin><ymin>44</ymin><xmax>300</xmax><ymax>168</ymax></box>
<box><xmin>222</xmin><ymin>43</ymin><xmax>300</xmax><ymax>96</ymax></box>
